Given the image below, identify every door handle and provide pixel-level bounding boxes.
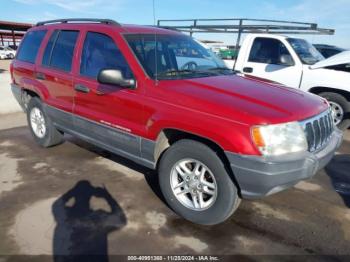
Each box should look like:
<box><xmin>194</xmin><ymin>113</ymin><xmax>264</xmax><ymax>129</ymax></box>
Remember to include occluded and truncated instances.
<box><xmin>35</xmin><ymin>72</ymin><xmax>46</xmax><ymax>80</ymax></box>
<box><xmin>74</xmin><ymin>84</ymin><xmax>90</xmax><ymax>93</ymax></box>
<box><xmin>243</xmin><ymin>67</ymin><xmax>253</xmax><ymax>73</ymax></box>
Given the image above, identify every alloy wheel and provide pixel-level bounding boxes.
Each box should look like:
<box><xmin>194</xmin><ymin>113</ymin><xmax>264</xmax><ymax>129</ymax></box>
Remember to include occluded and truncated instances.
<box><xmin>170</xmin><ymin>159</ymin><xmax>217</xmax><ymax>211</ymax></box>
<box><xmin>30</xmin><ymin>107</ymin><xmax>46</xmax><ymax>138</ymax></box>
<box><xmin>329</xmin><ymin>101</ymin><xmax>344</xmax><ymax>126</ymax></box>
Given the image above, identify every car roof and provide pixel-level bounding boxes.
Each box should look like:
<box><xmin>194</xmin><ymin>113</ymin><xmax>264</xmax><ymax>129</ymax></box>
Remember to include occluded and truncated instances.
<box><xmin>314</xmin><ymin>44</ymin><xmax>345</xmax><ymax>50</ymax></box>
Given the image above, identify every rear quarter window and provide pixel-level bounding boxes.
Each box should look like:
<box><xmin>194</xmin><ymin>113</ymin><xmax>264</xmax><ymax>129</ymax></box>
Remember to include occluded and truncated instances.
<box><xmin>16</xmin><ymin>30</ymin><xmax>47</xmax><ymax>63</ymax></box>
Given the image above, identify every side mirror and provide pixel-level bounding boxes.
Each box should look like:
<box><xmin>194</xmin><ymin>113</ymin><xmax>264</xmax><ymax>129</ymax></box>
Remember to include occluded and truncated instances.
<box><xmin>279</xmin><ymin>54</ymin><xmax>294</xmax><ymax>66</ymax></box>
<box><xmin>97</xmin><ymin>69</ymin><xmax>136</xmax><ymax>88</ymax></box>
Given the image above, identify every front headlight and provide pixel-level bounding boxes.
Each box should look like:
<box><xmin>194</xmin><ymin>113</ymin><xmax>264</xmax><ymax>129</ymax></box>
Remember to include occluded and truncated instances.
<box><xmin>251</xmin><ymin>121</ymin><xmax>308</xmax><ymax>156</ymax></box>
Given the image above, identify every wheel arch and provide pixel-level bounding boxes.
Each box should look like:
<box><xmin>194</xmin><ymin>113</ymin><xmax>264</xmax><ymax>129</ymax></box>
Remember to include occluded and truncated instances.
<box><xmin>21</xmin><ymin>88</ymin><xmax>41</xmax><ymax>111</ymax></box>
<box><xmin>23</xmin><ymin>88</ymin><xmax>40</xmax><ymax>98</ymax></box>
<box><xmin>308</xmin><ymin>86</ymin><xmax>350</xmax><ymax>102</ymax></box>
<box><xmin>153</xmin><ymin>128</ymin><xmax>241</xmax><ymax>192</ymax></box>
<box><xmin>154</xmin><ymin>128</ymin><xmax>226</xmax><ymax>162</ymax></box>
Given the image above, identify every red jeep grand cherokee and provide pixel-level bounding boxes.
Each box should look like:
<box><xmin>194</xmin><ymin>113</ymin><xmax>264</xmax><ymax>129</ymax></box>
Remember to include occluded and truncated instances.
<box><xmin>10</xmin><ymin>19</ymin><xmax>343</xmax><ymax>225</ymax></box>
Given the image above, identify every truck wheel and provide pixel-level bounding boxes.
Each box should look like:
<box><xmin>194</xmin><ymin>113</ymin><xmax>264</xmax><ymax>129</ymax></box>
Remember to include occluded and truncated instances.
<box><xmin>158</xmin><ymin>139</ymin><xmax>240</xmax><ymax>225</ymax></box>
<box><xmin>319</xmin><ymin>92</ymin><xmax>350</xmax><ymax>130</ymax></box>
<box><xmin>27</xmin><ymin>97</ymin><xmax>64</xmax><ymax>147</ymax></box>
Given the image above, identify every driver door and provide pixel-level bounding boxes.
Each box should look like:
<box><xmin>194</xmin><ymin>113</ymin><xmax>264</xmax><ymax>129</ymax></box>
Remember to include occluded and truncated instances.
<box><xmin>73</xmin><ymin>30</ymin><xmax>144</xmax><ymax>157</ymax></box>
<box><xmin>242</xmin><ymin>37</ymin><xmax>302</xmax><ymax>88</ymax></box>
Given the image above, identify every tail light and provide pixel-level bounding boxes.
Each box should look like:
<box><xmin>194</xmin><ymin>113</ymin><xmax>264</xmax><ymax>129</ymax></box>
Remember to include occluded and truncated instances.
<box><xmin>10</xmin><ymin>61</ymin><xmax>14</xmax><ymax>84</ymax></box>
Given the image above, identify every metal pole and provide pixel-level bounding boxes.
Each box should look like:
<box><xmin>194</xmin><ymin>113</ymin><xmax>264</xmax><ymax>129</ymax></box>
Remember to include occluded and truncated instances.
<box><xmin>233</xmin><ymin>19</ymin><xmax>243</xmax><ymax>70</ymax></box>
<box><xmin>12</xmin><ymin>30</ymin><xmax>16</xmax><ymax>47</ymax></box>
<box><xmin>190</xmin><ymin>19</ymin><xmax>197</xmax><ymax>37</ymax></box>
<box><xmin>0</xmin><ymin>34</ymin><xmax>3</xmax><ymax>46</ymax></box>
<box><xmin>235</xmin><ymin>19</ymin><xmax>243</xmax><ymax>51</ymax></box>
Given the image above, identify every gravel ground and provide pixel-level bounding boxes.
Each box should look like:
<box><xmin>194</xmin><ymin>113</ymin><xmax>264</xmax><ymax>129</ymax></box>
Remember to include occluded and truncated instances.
<box><xmin>1</xmin><ymin>58</ymin><xmax>350</xmax><ymax>260</ymax></box>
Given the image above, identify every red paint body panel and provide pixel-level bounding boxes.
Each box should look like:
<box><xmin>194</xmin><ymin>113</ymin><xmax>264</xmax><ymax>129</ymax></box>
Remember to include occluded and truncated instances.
<box><xmin>10</xmin><ymin>23</ymin><xmax>328</xmax><ymax>156</ymax></box>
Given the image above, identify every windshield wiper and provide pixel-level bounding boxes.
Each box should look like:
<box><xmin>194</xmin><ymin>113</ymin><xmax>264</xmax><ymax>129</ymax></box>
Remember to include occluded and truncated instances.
<box><xmin>156</xmin><ymin>69</ymin><xmax>217</xmax><ymax>79</ymax></box>
<box><xmin>207</xmin><ymin>67</ymin><xmax>235</xmax><ymax>74</ymax></box>
<box><xmin>156</xmin><ymin>69</ymin><xmax>195</xmax><ymax>77</ymax></box>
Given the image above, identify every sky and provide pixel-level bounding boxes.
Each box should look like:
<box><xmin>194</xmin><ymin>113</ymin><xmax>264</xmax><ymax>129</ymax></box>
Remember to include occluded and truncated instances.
<box><xmin>1</xmin><ymin>0</ymin><xmax>349</xmax><ymax>48</ymax></box>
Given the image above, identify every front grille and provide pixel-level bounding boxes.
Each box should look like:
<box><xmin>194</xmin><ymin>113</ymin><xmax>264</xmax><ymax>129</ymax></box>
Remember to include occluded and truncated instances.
<box><xmin>300</xmin><ymin>110</ymin><xmax>334</xmax><ymax>152</ymax></box>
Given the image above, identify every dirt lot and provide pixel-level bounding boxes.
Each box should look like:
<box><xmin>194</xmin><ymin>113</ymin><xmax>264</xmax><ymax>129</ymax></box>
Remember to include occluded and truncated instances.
<box><xmin>1</xmin><ymin>58</ymin><xmax>350</xmax><ymax>259</ymax></box>
<box><xmin>0</xmin><ymin>59</ymin><xmax>22</xmax><ymax>114</ymax></box>
<box><xmin>0</xmin><ymin>113</ymin><xmax>349</xmax><ymax>260</ymax></box>
<box><xmin>0</xmin><ymin>59</ymin><xmax>11</xmax><ymax>72</ymax></box>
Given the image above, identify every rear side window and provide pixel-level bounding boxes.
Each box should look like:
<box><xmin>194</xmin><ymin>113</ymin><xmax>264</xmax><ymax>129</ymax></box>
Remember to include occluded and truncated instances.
<box><xmin>17</xmin><ymin>30</ymin><xmax>47</xmax><ymax>63</ymax></box>
<box><xmin>42</xmin><ymin>30</ymin><xmax>79</xmax><ymax>72</ymax></box>
<box><xmin>42</xmin><ymin>30</ymin><xmax>59</xmax><ymax>66</ymax></box>
<box><xmin>80</xmin><ymin>32</ymin><xmax>133</xmax><ymax>79</ymax></box>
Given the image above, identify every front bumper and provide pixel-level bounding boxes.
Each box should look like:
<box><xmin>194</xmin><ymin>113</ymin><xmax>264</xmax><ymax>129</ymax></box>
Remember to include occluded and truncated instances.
<box><xmin>226</xmin><ymin>128</ymin><xmax>343</xmax><ymax>199</ymax></box>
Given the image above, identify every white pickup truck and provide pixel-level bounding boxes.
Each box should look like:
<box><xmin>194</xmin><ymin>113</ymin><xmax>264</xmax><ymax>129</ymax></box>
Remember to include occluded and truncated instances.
<box><xmin>224</xmin><ymin>34</ymin><xmax>350</xmax><ymax>129</ymax></box>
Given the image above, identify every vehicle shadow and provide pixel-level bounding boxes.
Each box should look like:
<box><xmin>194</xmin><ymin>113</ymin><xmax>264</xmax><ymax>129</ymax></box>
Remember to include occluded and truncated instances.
<box><xmin>67</xmin><ymin>136</ymin><xmax>166</xmax><ymax>203</ymax></box>
<box><xmin>52</xmin><ymin>180</ymin><xmax>127</xmax><ymax>262</ymax></box>
<box><xmin>325</xmin><ymin>154</ymin><xmax>350</xmax><ymax>208</ymax></box>
<box><xmin>0</xmin><ymin>68</ymin><xmax>6</xmax><ymax>73</ymax></box>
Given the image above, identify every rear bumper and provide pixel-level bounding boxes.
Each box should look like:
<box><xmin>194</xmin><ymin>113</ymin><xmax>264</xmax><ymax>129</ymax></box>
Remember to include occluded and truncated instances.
<box><xmin>226</xmin><ymin>128</ymin><xmax>343</xmax><ymax>199</ymax></box>
<box><xmin>11</xmin><ymin>83</ymin><xmax>25</xmax><ymax>111</ymax></box>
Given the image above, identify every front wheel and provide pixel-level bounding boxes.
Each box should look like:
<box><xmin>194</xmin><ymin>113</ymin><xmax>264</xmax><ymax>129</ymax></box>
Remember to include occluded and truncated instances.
<box><xmin>320</xmin><ymin>92</ymin><xmax>350</xmax><ymax>130</ymax></box>
<box><xmin>158</xmin><ymin>139</ymin><xmax>240</xmax><ymax>225</ymax></box>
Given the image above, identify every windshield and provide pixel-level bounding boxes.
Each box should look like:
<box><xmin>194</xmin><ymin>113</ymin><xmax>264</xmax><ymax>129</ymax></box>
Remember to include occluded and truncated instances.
<box><xmin>5</xmin><ymin>47</ymin><xmax>13</xmax><ymax>51</ymax></box>
<box><xmin>124</xmin><ymin>34</ymin><xmax>231</xmax><ymax>80</ymax></box>
<box><xmin>287</xmin><ymin>38</ymin><xmax>324</xmax><ymax>65</ymax></box>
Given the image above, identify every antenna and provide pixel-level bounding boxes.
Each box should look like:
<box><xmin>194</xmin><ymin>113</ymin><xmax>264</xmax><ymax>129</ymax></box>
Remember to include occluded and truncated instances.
<box><xmin>153</xmin><ymin>0</ymin><xmax>158</xmax><ymax>85</ymax></box>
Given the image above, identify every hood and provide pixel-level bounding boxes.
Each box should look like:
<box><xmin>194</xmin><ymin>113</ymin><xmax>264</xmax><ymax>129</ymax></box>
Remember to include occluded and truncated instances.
<box><xmin>310</xmin><ymin>51</ymin><xmax>350</xmax><ymax>69</ymax></box>
<box><xmin>159</xmin><ymin>74</ymin><xmax>328</xmax><ymax>125</ymax></box>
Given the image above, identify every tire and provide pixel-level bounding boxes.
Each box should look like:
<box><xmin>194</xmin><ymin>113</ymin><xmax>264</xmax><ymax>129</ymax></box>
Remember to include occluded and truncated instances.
<box><xmin>319</xmin><ymin>92</ymin><xmax>350</xmax><ymax>130</ymax></box>
<box><xmin>27</xmin><ymin>97</ymin><xmax>64</xmax><ymax>147</ymax></box>
<box><xmin>9</xmin><ymin>53</ymin><xmax>14</xmax><ymax>59</ymax></box>
<box><xmin>158</xmin><ymin>139</ymin><xmax>240</xmax><ymax>225</ymax></box>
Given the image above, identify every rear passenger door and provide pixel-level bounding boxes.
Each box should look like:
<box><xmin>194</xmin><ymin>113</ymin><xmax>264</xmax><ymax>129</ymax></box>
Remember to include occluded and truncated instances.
<box><xmin>36</xmin><ymin>29</ymin><xmax>79</xmax><ymax>127</ymax></box>
<box><xmin>73</xmin><ymin>30</ymin><xmax>144</xmax><ymax>158</ymax></box>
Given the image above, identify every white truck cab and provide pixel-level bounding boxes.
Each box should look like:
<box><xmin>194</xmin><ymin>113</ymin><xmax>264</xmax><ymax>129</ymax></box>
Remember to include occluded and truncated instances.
<box><xmin>233</xmin><ymin>34</ymin><xmax>350</xmax><ymax>129</ymax></box>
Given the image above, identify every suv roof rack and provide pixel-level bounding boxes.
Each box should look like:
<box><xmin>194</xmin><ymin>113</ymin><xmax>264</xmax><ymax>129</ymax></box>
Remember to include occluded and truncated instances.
<box><xmin>36</xmin><ymin>18</ymin><xmax>120</xmax><ymax>26</ymax></box>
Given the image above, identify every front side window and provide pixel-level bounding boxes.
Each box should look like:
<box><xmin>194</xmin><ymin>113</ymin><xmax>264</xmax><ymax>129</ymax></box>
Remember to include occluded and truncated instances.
<box><xmin>80</xmin><ymin>32</ymin><xmax>133</xmax><ymax>79</ymax></box>
<box><xmin>124</xmin><ymin>34</ymin><xmax>229</xmax><ymax>80</ymax></box>
<box><xmin>248</xmin><ymin>37</ymin><xmax>293</xmax><ymax>65</ymax></box>
<box><xmin>42</xmin><ymin>30</ymin><xmax>79</xmax><ymax>72</ymax></box>
<box><xmin>17</xmin><ymin>30</ymin><xmax>47</xmax><ymax>63</ymax></box>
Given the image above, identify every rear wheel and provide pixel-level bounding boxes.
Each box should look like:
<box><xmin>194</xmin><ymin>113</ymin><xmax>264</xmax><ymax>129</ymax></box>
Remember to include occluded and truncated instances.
<box><xmin>27</xmin><ymin>97</ymin><xmax>64</xmax><ymax>147</ymax></box>
<box><xmin>158</xmin><ymin>139</ymin><xmax>240</xmax><ymax>225</ymax></box>
<box><xmin>320</xmin><ymin>92</ymin><xmax>350</xmax><ymax>130</ymax></box>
